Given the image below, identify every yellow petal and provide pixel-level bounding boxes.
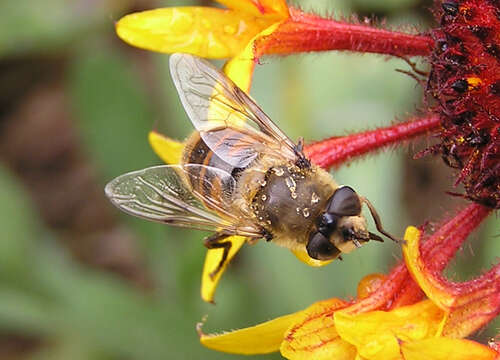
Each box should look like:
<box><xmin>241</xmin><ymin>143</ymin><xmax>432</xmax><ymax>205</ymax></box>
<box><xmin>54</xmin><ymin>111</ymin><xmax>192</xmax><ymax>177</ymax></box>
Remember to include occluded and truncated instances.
<box><xmin>223</xmin><ymin>21</ymin><xmax>284</xmax><ymax>92</ymax></box>
<box><xmin>335</xmin><ymin>300</ymin><xmax>445</xmax><ymax>360</ymax></box>
<box><xmin>355</xmin><ymin>355</ymin><xmax>371</xmax><ymax>360</ymax></box>
<box><xmin>401</xmin><ymin>338</ymin><xmax>498</xmax><ymax>360</ymax></box>
<box><xmin>402</xmin><ymin>227</ymin><xmax>456</xmax><ymax>310</ymax></box>
<box><xmin>116</xmin><ymin>7</ymin><xmax>274</xmax><ymax>58</ymax></box>
<box><xmin>201</xmin><ymin>236</ymin><xmax>246</xmax><ymax>303</ymax></box>
<box><xmin>148</xmin><ymin>131</ymin><xmax>184</xmax><ymax>165</ymax></box>
<box><xmin>215</xmin><ymin>0</ymin><xmax>289</xmax><ymax>18</ymax></box>
<box><xmin>355</xmin><ymin>354</ymin><xmax>370</xmax><ymax>360</ymax></box>
<box><xmin>281</xmin><ymin>298</ymin><xmax>356</xmax><ymax>360</ymax></box>
<box><xmin>291</xmin><ymin>249</ymin><xmax>333</xmax><ymax>267</ymax></box>
<box><xmin>200</xmin><ymin>310</ymin><xmax>303</xmax><ymax>354</ymax></box>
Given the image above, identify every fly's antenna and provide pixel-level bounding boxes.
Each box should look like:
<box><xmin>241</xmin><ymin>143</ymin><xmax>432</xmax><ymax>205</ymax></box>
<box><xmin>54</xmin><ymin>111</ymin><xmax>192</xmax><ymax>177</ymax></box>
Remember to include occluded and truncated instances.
<box><xmin>360</xmin><ymin>197</ymin><xmax>405</xmax><ymax>245</ymax></box>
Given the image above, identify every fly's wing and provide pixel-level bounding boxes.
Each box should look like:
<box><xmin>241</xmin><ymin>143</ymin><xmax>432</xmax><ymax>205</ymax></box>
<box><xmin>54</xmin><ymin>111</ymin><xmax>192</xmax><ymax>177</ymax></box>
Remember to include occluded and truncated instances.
<box><xmin>169</xmin><ymin>53</ymin><xmax>302</xmax><ymax>168</ymax></box>
<box><xmin>105</xmin><ymin>165</ymin><xmax>261</xmax><ymax>237</ymax></box>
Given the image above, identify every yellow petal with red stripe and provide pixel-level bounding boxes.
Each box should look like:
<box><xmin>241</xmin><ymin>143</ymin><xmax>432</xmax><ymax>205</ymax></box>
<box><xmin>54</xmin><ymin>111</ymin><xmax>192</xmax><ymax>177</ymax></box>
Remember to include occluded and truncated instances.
<box><xmin>335</xmin><ymin>300</ymin><xmax>445</xmax><ymax>360</ymax></box>
<box><xmin>223</xmin><ymin>21</ymin><xmax>283</xmax><ymax>92</ymax></box>
<box><xmin>402</xmin><ymin>227</ymin><xmax>456</xmax><ymax>310</ymax></box>
<box><xmin>214</xmin><ymin>0</ymin><xmax>289</xmax><ymax>18</ymax></box>
<box><xmin>281</xmin><ymin>298</ymin><xmax>355</xmax><ymax>360</ymax></box>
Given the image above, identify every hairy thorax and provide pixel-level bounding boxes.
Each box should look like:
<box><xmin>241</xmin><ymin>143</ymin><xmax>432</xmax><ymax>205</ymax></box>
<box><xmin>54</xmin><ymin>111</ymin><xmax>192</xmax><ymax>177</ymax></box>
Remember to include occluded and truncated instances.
<box><xmin>238</xmin><ymin>161</ymin><xmax>337</xmax><ymax>250</ymax></box>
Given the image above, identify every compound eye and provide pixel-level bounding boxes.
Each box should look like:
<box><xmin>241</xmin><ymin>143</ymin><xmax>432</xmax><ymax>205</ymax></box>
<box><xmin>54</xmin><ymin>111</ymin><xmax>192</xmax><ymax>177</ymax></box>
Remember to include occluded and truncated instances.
<box><xmin>317</xmin><ymin>212</ymin><xmax>339</xmax><ymax>237</ymax></box>
<box><xmin>306</xmin><ymin>232</ymin><xmax>341</xmax><ymax>260</ymax></box>
<box><xmin>327</xmin><ymin>186</ymin><xmax>361</xmax><ymax>216</ymax></box>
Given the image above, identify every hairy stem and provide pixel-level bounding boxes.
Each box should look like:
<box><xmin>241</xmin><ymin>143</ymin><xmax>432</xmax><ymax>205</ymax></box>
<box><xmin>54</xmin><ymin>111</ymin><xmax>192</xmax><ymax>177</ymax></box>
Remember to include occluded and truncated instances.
<box><xmin>304</xmin><ymin>114</ymin><xmax>440</xmax><ymax>170</ymax></box>
<box><xmin>255</xmin><ymin>8</ymin><xmax>435</xmax><ymax>58</ymax></box>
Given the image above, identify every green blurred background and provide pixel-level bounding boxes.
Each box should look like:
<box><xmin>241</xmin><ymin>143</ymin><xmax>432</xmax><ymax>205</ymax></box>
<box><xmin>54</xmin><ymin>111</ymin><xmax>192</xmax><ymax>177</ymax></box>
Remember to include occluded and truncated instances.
<box><xmin>0</xmin><ymin>0</ymin><xmax>498</xmax><ymax>359</ymax></box>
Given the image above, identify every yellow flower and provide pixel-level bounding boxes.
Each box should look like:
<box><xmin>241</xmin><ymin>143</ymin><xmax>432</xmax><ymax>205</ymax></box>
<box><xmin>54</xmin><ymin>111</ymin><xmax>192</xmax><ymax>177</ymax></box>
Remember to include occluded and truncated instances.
<box><xmin>115</xmin><ymin>0</ymin><xmax>434</xmax><ymax>91</ymax></box>
<box><xmin>198</xmin><ymin>204</ymin><xmax>500</xmax><ymax>359</ymax></box>
<box><xmin>116</xmin><ymin>0</ymin><xmax>289</xmax><ymax>92</ymax></box>
<box><xmin>199</xmin><ymin>279</ymin><xmax>456</xmax><ymax>360</ymax></box>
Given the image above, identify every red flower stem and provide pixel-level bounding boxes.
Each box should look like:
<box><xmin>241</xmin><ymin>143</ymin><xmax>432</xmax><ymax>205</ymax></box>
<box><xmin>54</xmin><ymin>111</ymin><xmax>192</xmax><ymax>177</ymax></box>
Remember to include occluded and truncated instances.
<box><xmin>389</xmin><ymin>276</ymin><xmax>423</xmax><ymax>308</ymax></box>
<box><xmin>255</xmin><ymin>8</ymin><xmax>435</xmax><ymax>58</ymax></box>
<box><xmin>344</xmin><ymin>261</ymin><xmax>408</xmax><ymax>314</ymax></box>
<box><xmin>424</xmin><ymin>208</ymin><xmax>497</xmax><ymax>302</ymax></box>
<box><xmin>304</xmin><ymin>114</ymin><xmax>440</xmax><ymax>170</ymax></box>
<box><xmin>425</xmin><ymin>203</ymin><xmax>491</xmax><ymax>274</ymax></box>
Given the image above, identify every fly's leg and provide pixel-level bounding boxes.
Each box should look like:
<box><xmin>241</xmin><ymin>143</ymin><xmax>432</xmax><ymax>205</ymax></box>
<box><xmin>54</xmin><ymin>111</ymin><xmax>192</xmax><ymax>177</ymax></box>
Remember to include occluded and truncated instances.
<box><xmin>203</xmin><ymin>232</ymin><xmax>232</xmax><ymax>279</ymax></box>
<box><xmin>294</xmin><ymin>137</ymin><xmax>311</xmax><ymax>169</ymax></box>
<box><xmin>360</xmin><ymin>197</ymin><xmax>405</xmax><ymax>245</ymax></box>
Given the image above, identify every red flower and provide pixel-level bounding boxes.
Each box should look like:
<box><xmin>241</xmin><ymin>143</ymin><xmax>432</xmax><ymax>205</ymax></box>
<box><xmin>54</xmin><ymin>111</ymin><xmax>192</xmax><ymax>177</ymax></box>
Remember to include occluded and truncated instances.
<box><xmin>198</xmin><ymin>204</ymin><xmax>499</xmax><ymax>359</ymax></box>
<box><xmin>427</xmin><ymin>0</ymin><xmax>500</xmax><ymax>208</ymax></box>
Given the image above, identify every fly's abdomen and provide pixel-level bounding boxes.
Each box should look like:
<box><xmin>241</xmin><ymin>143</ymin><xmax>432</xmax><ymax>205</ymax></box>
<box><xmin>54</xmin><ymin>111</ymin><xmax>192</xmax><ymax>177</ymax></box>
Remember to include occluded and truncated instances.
<box><xmin>182</xmin><ymin>131</ymin><xmax>254</xmax><ymax>210</ymax></box>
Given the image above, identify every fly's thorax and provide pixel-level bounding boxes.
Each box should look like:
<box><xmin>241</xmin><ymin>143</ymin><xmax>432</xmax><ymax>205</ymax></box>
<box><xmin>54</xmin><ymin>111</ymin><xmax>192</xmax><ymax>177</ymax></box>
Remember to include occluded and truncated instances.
<box><xmin>250</xmin><ymin>163</ymin><xmax>336</xmax><ymax>244</ymax></box>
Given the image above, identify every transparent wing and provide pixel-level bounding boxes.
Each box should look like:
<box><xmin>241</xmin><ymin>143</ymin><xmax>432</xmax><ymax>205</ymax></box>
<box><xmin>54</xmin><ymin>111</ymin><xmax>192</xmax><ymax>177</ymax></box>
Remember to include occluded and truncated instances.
<box><xmin>169</xmin><ymin>53</ymin><xmax>301</xmax><ymax>168</ymax></box>
<box><xmin>105</xmin><ymin>165</ymin><xmax>261</xmax><ymax>237</ymax></box>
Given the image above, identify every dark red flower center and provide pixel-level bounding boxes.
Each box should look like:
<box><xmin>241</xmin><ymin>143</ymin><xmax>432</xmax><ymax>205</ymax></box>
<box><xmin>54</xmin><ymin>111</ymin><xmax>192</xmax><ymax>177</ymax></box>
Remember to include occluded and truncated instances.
<box><xmin>428</xmin><ymin>0</ymin><xmax>500</xmax><ymax>208</ymax></box>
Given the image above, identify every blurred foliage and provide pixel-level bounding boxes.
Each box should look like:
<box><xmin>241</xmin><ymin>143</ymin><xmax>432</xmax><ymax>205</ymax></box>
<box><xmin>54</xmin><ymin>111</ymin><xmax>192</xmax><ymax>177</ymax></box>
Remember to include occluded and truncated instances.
<box><xmin>0</xmin><ymin>1</ymin><xmax>498</xmax><ymax>359</ymax></box>
<box><xmin>0</xmin><ymin>0</ymin><xmax>132</xmax><ymax>57</ymax></box>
